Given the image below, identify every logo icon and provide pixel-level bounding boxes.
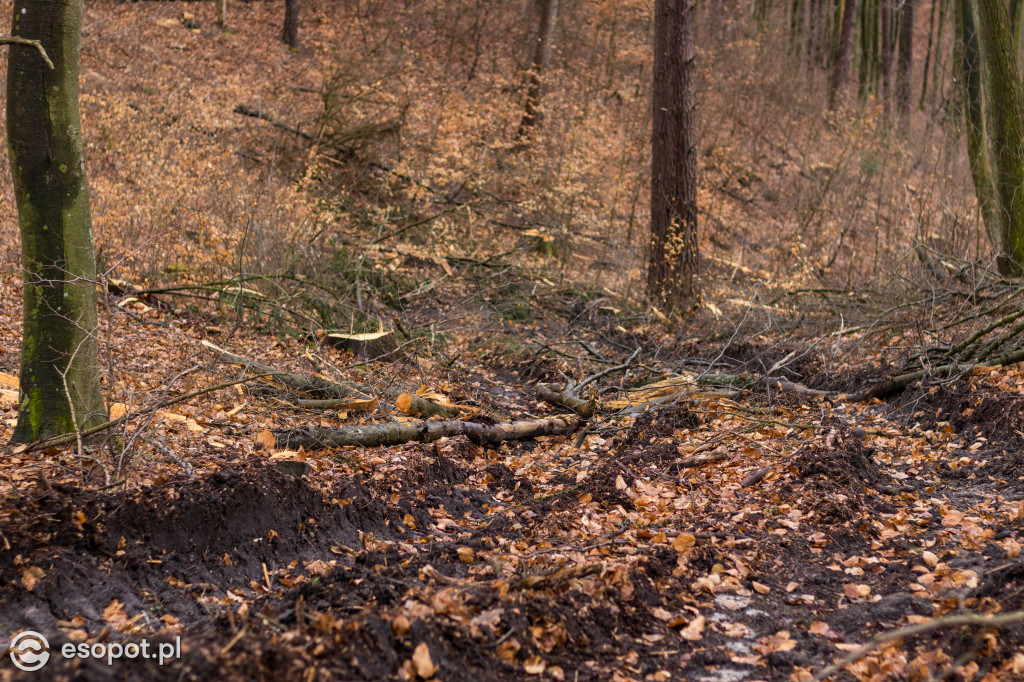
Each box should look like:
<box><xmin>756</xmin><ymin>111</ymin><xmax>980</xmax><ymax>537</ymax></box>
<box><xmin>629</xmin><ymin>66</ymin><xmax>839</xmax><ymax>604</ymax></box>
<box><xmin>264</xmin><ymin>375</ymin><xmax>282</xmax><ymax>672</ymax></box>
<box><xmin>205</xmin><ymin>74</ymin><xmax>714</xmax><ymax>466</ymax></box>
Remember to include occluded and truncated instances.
<box><xmin>9</xmin><ymin>631</ymin><xmax>49</xmax><ymax>671</ymax></box>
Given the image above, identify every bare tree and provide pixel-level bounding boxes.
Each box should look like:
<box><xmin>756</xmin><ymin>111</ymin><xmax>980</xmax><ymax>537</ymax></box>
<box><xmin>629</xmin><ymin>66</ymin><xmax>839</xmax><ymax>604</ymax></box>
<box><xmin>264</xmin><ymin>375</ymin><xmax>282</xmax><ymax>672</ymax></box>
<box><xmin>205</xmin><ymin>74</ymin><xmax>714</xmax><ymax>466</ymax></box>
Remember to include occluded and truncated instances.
<box><xmin>6</xmin><ymin>0</ymin><xmax>106</xmax><ymax>442</ymax></box>
<box><xmin>649</xmin><ymin>0</ymin><xmax>699</xmax><ymax>312</ymax></box>
<box><xmin>282</xmin><ymin>0</ymin><xmax>299</xmax><ymax>48</ymax></box>
<box><xmin>516</xmin><ymin>0</ymin><xmax>559</xmax><ymax>141</ymax></box>
<box><xmin>829</xmin><ymin>0</ymin><xmax>859</xmax><ymax>109</ymax></box>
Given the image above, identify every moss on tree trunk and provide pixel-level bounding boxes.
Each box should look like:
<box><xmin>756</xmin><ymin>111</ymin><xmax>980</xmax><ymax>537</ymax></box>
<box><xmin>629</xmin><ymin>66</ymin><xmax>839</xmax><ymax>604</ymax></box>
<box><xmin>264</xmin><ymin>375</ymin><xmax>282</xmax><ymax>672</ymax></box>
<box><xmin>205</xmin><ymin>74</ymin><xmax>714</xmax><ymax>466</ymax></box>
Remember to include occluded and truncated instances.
<box><xmin>975</xmin><ymin>0</ymin><xmax>1024</xmax><ymax>274</ymax></box>
<box><xmin>7</xmin><ymin>0</ymin><xmax>106</xmax><ymax>442</ymax></box>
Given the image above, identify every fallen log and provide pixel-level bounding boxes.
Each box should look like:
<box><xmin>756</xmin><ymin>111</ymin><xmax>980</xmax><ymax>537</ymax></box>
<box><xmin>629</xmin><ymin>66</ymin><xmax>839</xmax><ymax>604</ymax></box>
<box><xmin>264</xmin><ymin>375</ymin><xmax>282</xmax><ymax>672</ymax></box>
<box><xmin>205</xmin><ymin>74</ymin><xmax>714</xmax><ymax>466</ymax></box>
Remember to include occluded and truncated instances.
<box><xmin>202</xmin><ymin>341</ymin><xmax>374</xmax><ymax>401</ymax></box>
<box><xmin>849</xmin><ymin>346</ymin><xmax>1024</xmax><ymax>401</ymax></box>
<box><xmin>272</xmin><ymin>415</ymin><xmax>582</xmax><ymax>450</ymax></box>
<box><xmin>395</xmin><ymin>392</ymin><xmax>461</xmax><ymax>419</ymax></box>
<box><xmin>535</xmin><ymin>383</ymin><xmax>596</xmax><ymax>418</ymax></box>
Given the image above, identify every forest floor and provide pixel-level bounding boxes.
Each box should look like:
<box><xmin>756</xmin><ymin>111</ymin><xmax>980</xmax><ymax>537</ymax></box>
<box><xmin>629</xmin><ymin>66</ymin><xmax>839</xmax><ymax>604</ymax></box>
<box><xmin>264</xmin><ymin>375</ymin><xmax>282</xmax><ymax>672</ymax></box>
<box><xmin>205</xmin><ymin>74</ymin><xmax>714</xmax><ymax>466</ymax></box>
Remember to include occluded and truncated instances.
<box><xmin>1</xmin><ymin>265</ymin><xmax>1024</xmax><ymax>682</ymax></box>
<box><xmin>0</xmin><ymin>2</ymin><xmax>1022</xmax><ymax>681</ymax></box>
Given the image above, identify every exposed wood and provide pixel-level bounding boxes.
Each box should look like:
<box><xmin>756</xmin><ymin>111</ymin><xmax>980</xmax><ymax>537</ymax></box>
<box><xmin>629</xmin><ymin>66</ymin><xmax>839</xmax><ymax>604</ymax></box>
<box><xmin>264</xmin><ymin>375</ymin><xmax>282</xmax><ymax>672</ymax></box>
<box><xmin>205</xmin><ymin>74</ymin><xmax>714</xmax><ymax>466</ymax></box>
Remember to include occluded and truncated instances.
<box><xmin>202</xmin><ymin>340</ymin><xmax>374</xmax><ymax>401</ymax></box>
<box><xmin>536</xmin><ymin>383</ymin><xmax>596</xmax><ymax>418</ymax></box>
<box><xmin>273</xmin><ymin>415</ymin><xmax>582</xmax><ymax>450</ymax></box>
<box><xmin>322</xmin><ymin>330</ymin><xmax>397</xmax><ymax>359</ymax></box>
<box><xmin>395</xmin><ymin>392</ymin><xmax>461</xmax><ymax>419</ymax></box>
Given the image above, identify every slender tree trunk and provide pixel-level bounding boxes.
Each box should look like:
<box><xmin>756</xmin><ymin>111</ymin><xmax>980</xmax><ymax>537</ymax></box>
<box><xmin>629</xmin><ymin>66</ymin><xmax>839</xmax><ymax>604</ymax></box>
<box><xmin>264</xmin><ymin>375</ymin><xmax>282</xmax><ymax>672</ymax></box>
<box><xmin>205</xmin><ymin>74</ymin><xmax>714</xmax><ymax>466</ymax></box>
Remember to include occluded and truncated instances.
<box><xmin>919</xmin><ymin>0</ymin><xmax>937</xmax><ymax>107</ymax></box>
<box><xmin>956</xmin><ymin>0</ymin><xmax>998</xmax><ymax>248</ymax></box>
<box><xmin>649</xmin><ymin>0</ymin><xmax>699</xmax><ymax>312</ymax></box>
<box><xmin>931</xmin><ymin>0</ymin><xmax>948</xmax><ymax>106</ymax></box>
<box><xmin>881</xmin><ymin>0</ymin><xmax>894</xmax><ymax>110</ymax></box>
<box><xmin>829</xmin><ymin>0</ymin><xmax>858</xmax><ymax>108</ymax></box>
<box><xmin>7</xmin><ymin>0</ymin><xmax>106</xmax><ymax>443</ymax></box>
<box><xmin>1013</xmin><ymin>0</ymin><xmax>1024</xmax><ymax>75</ymax></box>
<box><xmin>896</xmin><ymin>0</ymin><xmax>916</xmax><ymax>129</ymax></box>
<box><xmin>516</xmin><ymin>0</ymin><xmax>559</xmax><ymax>141</ymax></box>
<box><xmin>217</xmin><ymin>0</ymin><xmax>227</xmax><ymax>29</ymax></box>
<box><xmin>975</xmin><ymin>0</ymin><xmax>1024</xmax><ymax>273</ymax></box>
<box><xmin>282</xmin><ymin>0</ymin><xmax>299</xmax><ymax>48</ymax></box>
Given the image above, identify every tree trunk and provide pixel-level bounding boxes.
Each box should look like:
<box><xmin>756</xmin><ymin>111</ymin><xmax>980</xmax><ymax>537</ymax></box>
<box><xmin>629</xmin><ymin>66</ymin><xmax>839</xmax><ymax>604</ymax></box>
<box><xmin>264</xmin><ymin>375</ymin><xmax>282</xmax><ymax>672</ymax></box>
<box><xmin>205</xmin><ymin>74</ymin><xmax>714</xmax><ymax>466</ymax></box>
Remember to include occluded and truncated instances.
<box><xmin>7</xmin><ymin>0</ymin><xmax>106</xmax><ymax>443</ymax></box>
<box><xmin>919</xmin><ymin>0</ymin><xmax>937</xmax><ymax>107</ymax></box>
<box><xmin>976</xmin><ymin>0</ymin><xmax>1024</xmax><ymax>273</ymax></box>
<box><xmin>516</xmin><ymin>0</ymin><xmax>559</xmax><ymax>141</ymax></box>
<box><xmin>956</xmin><ymin>0</ymin><xmax>999</xmax><ymax>248</ymax></box>
<box><xmin>217</xmin><ymin>0</ymin><xmax>227</xmax><ymax>29</ymax></box>
<box><xmin>881</xmin><ymin>0</ymin><xmax>894</xmax><ymax>111</ymax></box>
<box><xmin>282</xmin><ymin>0</ymin><xmax>299</xmax><ymax>48</ymax></box>
<box><xmin>896</xmin><ymin>0</ymin><xmax>916</xmax><ymax>129</ymax></box>
<box><xmin>828</xmin><ymin>0</ymin><xmax>858</xmax><ymax>109</ymax></box>
<box><xmin>649</xmin><ymin>0</ymin><xmax>699</xmax><ymax>312</ymax></box>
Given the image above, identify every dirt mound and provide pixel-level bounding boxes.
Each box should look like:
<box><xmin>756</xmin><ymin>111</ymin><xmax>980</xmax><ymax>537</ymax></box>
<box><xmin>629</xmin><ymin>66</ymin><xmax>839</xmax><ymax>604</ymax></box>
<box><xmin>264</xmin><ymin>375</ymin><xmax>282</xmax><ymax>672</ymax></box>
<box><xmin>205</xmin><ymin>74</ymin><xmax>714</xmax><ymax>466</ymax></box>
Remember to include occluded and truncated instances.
<box><xmin>787</xmin><ymin>428</ymin><xmax>893</xmax><ymax>523</ymax></box>
<box><xmin>0</xmin><ymin>466</ymin><xmax>428</xmax><ymax>648</ymax></box>
<box><xmin>555</xmin><ymin>406</ymin><xmax>700</xmax><ymax>512</ymax></box>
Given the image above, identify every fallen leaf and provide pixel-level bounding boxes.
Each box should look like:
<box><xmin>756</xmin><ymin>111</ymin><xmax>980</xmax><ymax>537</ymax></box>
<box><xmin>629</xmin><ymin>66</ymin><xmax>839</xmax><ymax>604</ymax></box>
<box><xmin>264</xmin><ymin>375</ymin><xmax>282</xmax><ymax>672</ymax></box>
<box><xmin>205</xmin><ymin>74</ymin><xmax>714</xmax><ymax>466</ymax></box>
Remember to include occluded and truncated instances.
<box><xmin>843</xmin><ymin>583</ymin><xmax>871</xmax><ymax>599</ymax></box>
<box><xmin>673</xmin><ymin>533</ymin><xmax>696</xmax><ymax>554</ymax></box>
<box><xmin>412</xmin><ymin>642</ymin><xmax>438</xmax><ymax>679</ymax></box>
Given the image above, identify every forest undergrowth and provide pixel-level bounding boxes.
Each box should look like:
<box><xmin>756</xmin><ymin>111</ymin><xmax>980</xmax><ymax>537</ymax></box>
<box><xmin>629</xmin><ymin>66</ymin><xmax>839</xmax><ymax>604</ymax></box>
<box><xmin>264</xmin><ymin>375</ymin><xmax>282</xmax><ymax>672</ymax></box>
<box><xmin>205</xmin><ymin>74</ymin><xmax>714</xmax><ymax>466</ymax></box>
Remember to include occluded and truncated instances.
<box><xmin>1</xmin><ymin>1</ymin><xmax>1023</xmax><ymax>681</ymax></box>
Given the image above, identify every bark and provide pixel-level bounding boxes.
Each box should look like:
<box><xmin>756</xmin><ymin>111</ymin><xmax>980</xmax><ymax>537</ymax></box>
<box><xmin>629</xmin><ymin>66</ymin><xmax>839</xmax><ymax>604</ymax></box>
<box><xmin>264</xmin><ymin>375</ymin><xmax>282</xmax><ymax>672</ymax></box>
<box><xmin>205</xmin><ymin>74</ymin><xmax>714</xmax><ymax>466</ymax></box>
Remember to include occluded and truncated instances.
<box><xmin>895</xmin><ymin>0</ymin><xmax>916</xmax><ymax>129</ymax></box>
<box><xmin>649</xmin><ymin>0</ymin><xmax>699</xmax><ymax>312</ymax></box>
<box><xmin>217</xmin><ymin>0</ymin><xmax>227</xmax><ymax>29</ymax></box>
<box><xmin>282</xmin><ymin>0</ymin><xmax>299</xmax><ymax>48</ymax></box>
<box><xmin>273</xmin><ymin>415</ymin><xmax>582</xmax><ymax>450</ymax></box>
<box><xmin>956</xmin><ymin>0</ymin><xmax>999</xmax><ymax>248</ymax></box>
<box><xmin>828</xmin><ymin>0</ymin><xmax>858</xmax><ymax>109</ymax></box>
<box><xmin>535</xmin><ymin>384</ymin><xmax>597</xmax><ymax>418</ymax></box>
<box><xmin>975</xmin><ymin>0</ymin><xmax>1024</xmax><ymax>273</ymax></box>
<box><xmin>7</xmin><ymin>0</ymin><xmax>106</xmax><ymax>443</ymax></box>
<box><xmin>516</xmin><ymin>0</ymin><xmax>559</xmax><ymax>141</ymax></box>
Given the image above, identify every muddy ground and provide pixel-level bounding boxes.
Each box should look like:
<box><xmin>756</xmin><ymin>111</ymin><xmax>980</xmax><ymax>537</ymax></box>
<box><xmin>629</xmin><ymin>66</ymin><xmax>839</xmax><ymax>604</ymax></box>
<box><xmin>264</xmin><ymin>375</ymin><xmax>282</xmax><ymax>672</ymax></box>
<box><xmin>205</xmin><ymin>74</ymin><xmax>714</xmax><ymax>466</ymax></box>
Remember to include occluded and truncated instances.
<box><xmin>2</xmin><ymin>354</ymin><xmax>1024</xmax><ymax>681</ymax></box>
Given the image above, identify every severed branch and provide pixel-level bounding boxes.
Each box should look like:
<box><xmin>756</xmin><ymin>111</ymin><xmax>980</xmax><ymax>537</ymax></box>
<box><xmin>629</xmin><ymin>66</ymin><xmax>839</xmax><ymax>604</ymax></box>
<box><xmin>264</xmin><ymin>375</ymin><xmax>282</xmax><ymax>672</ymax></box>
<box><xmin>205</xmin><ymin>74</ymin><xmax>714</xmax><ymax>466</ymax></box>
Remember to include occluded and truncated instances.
<box><xmin>848</xmin><ymin>346</ymin><xmax>1024</xmax><ymax>401</ymax></box>
<box><xmin>536</xmin><ymin>383</ymin><xmax>597</xmax><ymax>418</ymax></box>
<box><xmin>272</xmin><ymin>415</ymin><xmax>582</xmax><ymax>450</ymax></box>
<box><xmin>811</xmin><ymin>609</ymin><xmax>1024</xmax><ymax>681</ymax></box>
<box><xmin>0</xmin><ymin>35</ymin><xmax>53</xmax><ymax>69</ymax></box>
<box><xmin>202</xmin><ymin>340</ymin><xmax>375</xmax><ymax>401</ymax></box>
<box><xmin>576</xmin><ymin>347</ymin><xmax>640</xmax><ymax>393</ymax></box>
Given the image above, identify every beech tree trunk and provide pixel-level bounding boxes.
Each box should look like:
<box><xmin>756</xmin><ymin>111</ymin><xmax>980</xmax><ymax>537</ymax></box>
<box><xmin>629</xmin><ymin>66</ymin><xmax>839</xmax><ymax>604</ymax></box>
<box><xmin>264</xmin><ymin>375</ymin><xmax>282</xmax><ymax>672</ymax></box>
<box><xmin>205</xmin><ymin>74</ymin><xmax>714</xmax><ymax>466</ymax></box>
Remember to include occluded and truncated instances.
<box><xmin>956</xmin><ymin>0</ymin><xmax>999</xmax><ymax>248</ymax></box>
<box><xmin>975</xmin><ymin>0</ymin><xmax>1024</xmax><ymax>273</ymax></box>
<box><xmin>828</xmin><ymin>0</ymin><xmax>858</xmax><ymax>109</ymax></box>
<box><xmin>516</xmin><ymin>0</ymin><xmax>559</xmax><ymax>140</ymax></box>
<box><xmin>7</xmin><ymin>0</ymin><xmax>106</xmax><ymax>442</ymax></box>
<box><xmin>649</xmin><ymin>0</ymin><xmax>699</xmax><ymax>312</ymax></box>
<box><xmin>217</xmin><ymin>0</ymin><xmax>227</xmax><ymax>29</ymax></box>
<box><xmin>282</xmin><ymin>0</ymin><xmax>299</xmax><ymax>48</ymax></box>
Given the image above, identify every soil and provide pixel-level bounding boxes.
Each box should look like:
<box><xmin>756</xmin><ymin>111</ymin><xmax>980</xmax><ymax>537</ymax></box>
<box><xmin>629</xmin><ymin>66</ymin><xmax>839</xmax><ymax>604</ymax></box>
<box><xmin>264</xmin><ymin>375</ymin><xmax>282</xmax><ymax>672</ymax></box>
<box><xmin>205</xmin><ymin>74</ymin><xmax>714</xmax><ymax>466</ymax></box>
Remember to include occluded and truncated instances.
<box><xmin>3</xmin><ymin>377</ymin><xmax>1023</xmax><ymax>681</ymax></box>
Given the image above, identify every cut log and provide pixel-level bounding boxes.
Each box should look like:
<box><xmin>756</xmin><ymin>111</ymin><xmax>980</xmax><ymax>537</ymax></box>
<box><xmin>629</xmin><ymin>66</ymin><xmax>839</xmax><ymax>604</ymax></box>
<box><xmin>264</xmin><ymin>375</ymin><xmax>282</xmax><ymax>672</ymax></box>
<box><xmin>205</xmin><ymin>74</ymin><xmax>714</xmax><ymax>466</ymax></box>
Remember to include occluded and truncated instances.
<box><xmin>535</xmin><ymin>383</ymin><xmax>596</xmax><ymax>418</ymax></box>
<box><xmin>202</xmin><ymin>340</ymin><xmax>374</xmax><ymax>400</ymax></box>
<box><xmin>395</xmin><ymin>392</ymin><xmax>461</xmax><ymax>418</ymax></box>
<box><xmin>321</xmin><ymin>330</ymin><xmax>397</xmax><ymax>359</ymax></box>
<box><xmin>273</xmin><ymin>415</ymin><xmax>582</xmax><ymax>450</ymax></box>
